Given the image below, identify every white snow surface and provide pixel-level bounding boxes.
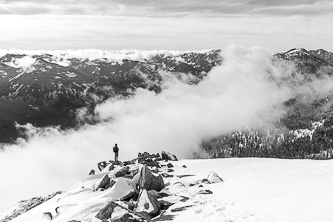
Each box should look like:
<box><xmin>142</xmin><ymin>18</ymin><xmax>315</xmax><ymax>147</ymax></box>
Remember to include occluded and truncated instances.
<box><xmin>4</xmin><ymin>56</ymin><xmax>36</xmax><ymax>70</ymax></box>
<box><xmin>3</xmin><ymin>158</ymin><xmax>333</xmax><ymax>222</ymax></box>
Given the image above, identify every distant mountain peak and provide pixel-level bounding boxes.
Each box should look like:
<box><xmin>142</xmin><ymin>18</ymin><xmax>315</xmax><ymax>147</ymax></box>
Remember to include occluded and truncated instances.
<box><xmin>284</xmin><ymin>48</ymin><xmax>311</xmax><ymax>56</ymax></box>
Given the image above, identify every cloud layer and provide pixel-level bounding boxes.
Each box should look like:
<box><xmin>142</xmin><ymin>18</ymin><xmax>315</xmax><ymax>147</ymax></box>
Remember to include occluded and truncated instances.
<box><xmin>0</xmin><ymin>1</ymin><xmax>332</xmax><ymax>50</ymax></box>
<box><xmin>0</xmin><ymin>46</ymin><xmax>292</xmax><ymax>210</ymax></box>
<box><xmin>0</xmin><ymin>0</ymin><xmax>332</xmax><ymax>17</ymax></box>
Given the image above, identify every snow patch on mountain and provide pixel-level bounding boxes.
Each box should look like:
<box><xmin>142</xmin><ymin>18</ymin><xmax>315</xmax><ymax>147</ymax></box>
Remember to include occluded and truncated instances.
<box><xmin>4</xmin><ymin>56</ymin><xmax>36</xmax><ymax>70</ymax></box>
<box><xmin>42</xmin><ymin>56</ymin><xmax>71</xmax><ymax>67</ymax></box>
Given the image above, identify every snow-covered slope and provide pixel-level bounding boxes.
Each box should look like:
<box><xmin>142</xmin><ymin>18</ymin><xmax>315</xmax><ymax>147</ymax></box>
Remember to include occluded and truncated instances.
<box><xmin>3</xmin><ymin>158</ymin><xmax>333</xmax><ymax>222</ymax></box>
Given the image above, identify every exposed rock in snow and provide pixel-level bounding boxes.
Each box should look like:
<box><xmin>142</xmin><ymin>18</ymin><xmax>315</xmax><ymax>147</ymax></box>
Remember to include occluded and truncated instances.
<box><xmin>206</xmin><ymin>171</ymin><xmax>224</xmax><ymax>183</ymax></box>
<box><xmin>138</xmin><ymin>165</ymin><xmax>165</xmax><ymax>192</ymax></box>
<box><xmin>161</xmin><ymin>151</ymin><xmax>178</xmax><ymax>161</ymax></box>
<box><xmin>136</xmin><ymin>189</ymin><xmax>160</xmax><ymax>216</ymax></box>
<box><xmin>94</xmin><ymin>175</ymin><xmax>110</xmax><ymax>190</ymax></box>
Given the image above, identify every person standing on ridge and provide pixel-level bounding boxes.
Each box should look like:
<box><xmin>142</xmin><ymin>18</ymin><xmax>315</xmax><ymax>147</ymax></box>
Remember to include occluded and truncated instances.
<box><xmin>113</xmin><ymin>144</ymin><xmax>119</xmax><ymax>162</ymax></box>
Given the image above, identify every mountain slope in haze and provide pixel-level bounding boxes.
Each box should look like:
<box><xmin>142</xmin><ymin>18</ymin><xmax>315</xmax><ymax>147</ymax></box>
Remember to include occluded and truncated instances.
<box><xmin>2</xmin><ymin>48</ymin><xmax>333</xmax><ymax>160</ymax></box>
<box><xmin>201</xmin><ymin>48</ymin><xmax>333</xmax><ymax>160</ymax></box>
<box><xmin>0</xmin><ymin>50</ymin><xmax>222</xmax><ymax>143</ymax></box>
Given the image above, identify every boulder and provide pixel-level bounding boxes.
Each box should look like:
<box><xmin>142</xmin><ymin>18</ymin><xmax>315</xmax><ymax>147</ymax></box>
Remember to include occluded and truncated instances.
<box><xmin>138</xmin><ymin>165</ymin><xmax>165</xmax><ymax>192</ymax></box>
<box><xmin>142</xmin><ymin>161</ymin><xmax>160</xmax><ymax>168</ymax></box>
<box><xmin>43</xmin><ymin>212</ymin><xmax>52</xmax><ymax>220</ymax></box>
<box><xmin>108</xmin><ymin>180</ymin><xmax>116</xmax><ymax>189</ymax></box>
<box><xmin>159</xmin><ymin>189</ymin><xmax>171</xmax><ymax>197</ymax></box>
<box><xmin>115</xmin><ymin>166</ymin><xmax>129</xmax><ymax>178</ymax></box>
<box><xmin>97</xmin><ymin>161</ymin><xmax>108</xmax><ymax>171</ymax></box>
<box><xmin>95</xmin><ymin>202</ymin><xmax>118</xmax><ymax>220</ymax></box>
<box><xmin>128</xmin><ymin>203</ymin><xmax>135</xmax><ymax>211</ymax></box>
<box><xmin>122</xmin><ymin>161</ymin><xmax>132</xmax><ymax>166</ymax></box>
<box><xmin>207</xmin><ymin>171</ymin><xmax>223</xmax><ymax>183</ymax></box>
<box><xmin>120</xmin><ymin>191</ymin><xmax>137</xmax><ymax>202</ymax></box>
<box><xmin>135</xmin><ymin>212</ymin><xmax>152</xmax><ymax>220</ymax></box>
<box><xmin>95</xmin><ymin>175</ymin><xmax>110</xmax><ymax>190</ymax></box>
<box><xmin>89</xmin><ymin>169</ymin><xmax>95</xmax><ymax>175</ymax></box>
<box><xmin>152</xmin><ymin>153</ymin><xmax>162</xmax><ymax>161</ymax></box>
<box><xmin>197</xmin><ymin>190</ymin><xmax>213</xmax><ymax>194</ymax></box>
<box><xmin>135</xmin><ymin>189</ymin><xmax>161</xmax><ymax>216</ymax></box>
<box><xmin>161</xmin><ymin>151</ymin><xmax>178</xmax><ymax>161</ymax></box>
<box><xmin>141</xmin><ymin>152</ymin><xmax>151</xmax><ymax>158</ymax></box>
<box><xmin>137</xmin><ymin>152</ymin><xmax>153</xmax><ymax>163</ymax></box>
<box><xmin>171</xmin><ymin>205</ymin><xmax>192</xmax><ymax>212</ymax></box>
<box><xmin>158</xmin><ymin>200</ymin><xmax>174</xmax><ymax>210</ymax></box>
<box><xmin>161</xmin><ymin>173</ymin><xmax>173</xmax><ymax>178</ymax></box>
<box><xmin>166</xmin><ymin>163</ymin><xmax>174</xmax><ymax>168</ymax></box>
<box><xmin>108</xmin><ymin>162</ymin><xmax>115</xmax><ymax>171</ymax></box>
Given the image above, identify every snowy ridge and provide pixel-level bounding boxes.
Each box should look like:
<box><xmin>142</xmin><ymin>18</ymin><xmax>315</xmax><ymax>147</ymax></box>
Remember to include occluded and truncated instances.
<box><xmin>2</xmin><ymin>158</ymin><xmax>333</xmax><ymax>222</ymax></box>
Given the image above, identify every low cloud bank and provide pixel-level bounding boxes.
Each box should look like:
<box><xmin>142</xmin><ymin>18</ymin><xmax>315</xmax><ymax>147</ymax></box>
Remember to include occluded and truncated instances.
<box><xmin>0</xmin><ymin>45</ymin><xmax>331</xmax><ymax>211</ymax></box>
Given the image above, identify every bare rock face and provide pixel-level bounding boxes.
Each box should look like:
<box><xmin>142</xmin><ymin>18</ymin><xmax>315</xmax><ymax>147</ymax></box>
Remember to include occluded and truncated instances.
<box><xmin>161</xmin><ymin>151</ymin><xmax>178</xmax><ymax>161</ymax></box>
<box><xmin>115</xmin><ymin>166</ymin><xmax>129</xmax><ymax>178</ymax></box>
<box><xmin>138</xmin><ymin>165</ymin><xmax>165</xmax><ymax>192</ymax></box>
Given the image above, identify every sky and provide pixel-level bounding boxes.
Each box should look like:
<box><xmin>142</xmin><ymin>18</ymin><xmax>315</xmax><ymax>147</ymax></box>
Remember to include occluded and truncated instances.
<box><xmin>0</xmin><ymin>0</ymin><xmax>332</xmax><ymax>51</ymax></box>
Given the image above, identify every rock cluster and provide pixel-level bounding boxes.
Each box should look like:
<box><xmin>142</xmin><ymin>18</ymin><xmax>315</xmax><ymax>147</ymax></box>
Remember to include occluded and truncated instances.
<box><xmin>90</xmin><ymin>151</ymin><xmax>223</xmax><ymax>222</ymax></box>
<box><xmin>0</xmin><ymin>150</ymin><xmax>224</xmax><ymax>222</ymax></box>
<box><xmin>92</xmin><ymin>151</ymin><xmax>174</xmax><ymax>221</ymax></box>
